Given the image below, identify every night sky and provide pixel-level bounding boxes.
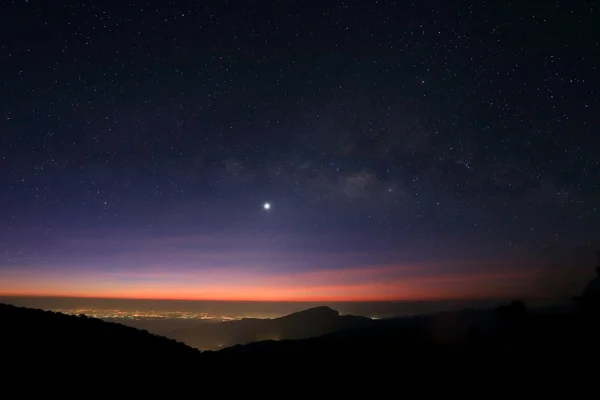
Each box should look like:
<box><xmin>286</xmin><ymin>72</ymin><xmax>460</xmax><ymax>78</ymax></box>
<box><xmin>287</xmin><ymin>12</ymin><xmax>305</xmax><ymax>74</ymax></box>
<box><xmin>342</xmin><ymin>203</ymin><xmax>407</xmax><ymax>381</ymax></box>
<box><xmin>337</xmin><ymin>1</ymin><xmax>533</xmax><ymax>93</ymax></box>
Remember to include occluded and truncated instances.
<box><xmin>1</xmin><ymin>1</ymin><xmax>598</xmax><ymax>302</ymax></box>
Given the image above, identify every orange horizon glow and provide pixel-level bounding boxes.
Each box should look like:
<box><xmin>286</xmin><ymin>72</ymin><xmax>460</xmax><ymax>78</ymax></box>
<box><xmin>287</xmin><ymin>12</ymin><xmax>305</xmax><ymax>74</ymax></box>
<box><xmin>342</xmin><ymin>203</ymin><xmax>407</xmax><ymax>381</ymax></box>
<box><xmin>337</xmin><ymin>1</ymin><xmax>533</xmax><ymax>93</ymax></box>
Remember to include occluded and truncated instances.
<box><xmin>0</xmin><ymin>262</ymin><xmax>548</xmax><ymax>302</ymax></box>
<box><xmin>3</xmin><ymin>228</ymin><xmax>593</xmax><ymax>304</ymax></box>
<box><xmin>0</xmin><ymin>292</ymin><xmax>535</xmax><ymax>303</ymax></box>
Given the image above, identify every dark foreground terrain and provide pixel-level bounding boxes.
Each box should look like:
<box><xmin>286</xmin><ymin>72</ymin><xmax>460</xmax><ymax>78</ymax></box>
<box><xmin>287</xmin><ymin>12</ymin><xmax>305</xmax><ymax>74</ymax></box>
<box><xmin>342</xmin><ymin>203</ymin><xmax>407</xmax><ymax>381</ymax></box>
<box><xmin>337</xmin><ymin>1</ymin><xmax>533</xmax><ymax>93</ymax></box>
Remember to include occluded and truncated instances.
<box><xmin>2</xmin><ymin>301</ymin><xmax>599</xmax><ymax>388</ymax></box>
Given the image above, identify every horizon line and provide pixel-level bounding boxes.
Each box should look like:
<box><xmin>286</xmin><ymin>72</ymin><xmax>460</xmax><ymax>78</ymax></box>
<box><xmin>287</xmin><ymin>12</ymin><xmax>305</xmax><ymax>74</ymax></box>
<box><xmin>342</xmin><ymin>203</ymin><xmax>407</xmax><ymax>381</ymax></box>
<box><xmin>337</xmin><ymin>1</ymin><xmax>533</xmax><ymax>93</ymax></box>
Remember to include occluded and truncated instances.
<box><xmin>0</xmin><ymin>293</ymin><xmax>556</xmax><ymax>304</ymax></box>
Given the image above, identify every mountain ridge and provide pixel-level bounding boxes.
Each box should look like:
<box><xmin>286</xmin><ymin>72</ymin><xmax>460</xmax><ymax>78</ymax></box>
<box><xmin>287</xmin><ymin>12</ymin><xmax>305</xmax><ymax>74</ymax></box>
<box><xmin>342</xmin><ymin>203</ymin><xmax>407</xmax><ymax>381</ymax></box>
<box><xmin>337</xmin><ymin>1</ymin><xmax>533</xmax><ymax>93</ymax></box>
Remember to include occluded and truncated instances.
<box><xmin>167</xmin><ymin>304</ymin><xmax>372</xmax><ymax>350</ymax></box>
<box><xmin>3</xmin><ymin>301</ymin><xmax>600</xmax><ymax>370</ymax></box>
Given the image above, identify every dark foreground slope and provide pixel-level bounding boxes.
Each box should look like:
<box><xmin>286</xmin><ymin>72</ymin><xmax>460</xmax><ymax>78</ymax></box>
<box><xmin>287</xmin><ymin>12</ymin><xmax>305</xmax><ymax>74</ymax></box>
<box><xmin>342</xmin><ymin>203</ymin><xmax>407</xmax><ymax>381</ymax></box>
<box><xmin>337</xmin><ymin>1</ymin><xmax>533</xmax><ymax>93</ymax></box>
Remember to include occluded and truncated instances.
<box><xmin>168</xmin><ymin>305</ymin><xmax>372</xmax><ymax>350</ymax></box>
<box><xmin>0</xmin><ymin>303</ymin><xmax>203</xmax><ymax>372</ymax></box>
<box><xmin>2</xmin><ymin>301</ymin><xmax>600</xmax><ymax>385</ymax></box>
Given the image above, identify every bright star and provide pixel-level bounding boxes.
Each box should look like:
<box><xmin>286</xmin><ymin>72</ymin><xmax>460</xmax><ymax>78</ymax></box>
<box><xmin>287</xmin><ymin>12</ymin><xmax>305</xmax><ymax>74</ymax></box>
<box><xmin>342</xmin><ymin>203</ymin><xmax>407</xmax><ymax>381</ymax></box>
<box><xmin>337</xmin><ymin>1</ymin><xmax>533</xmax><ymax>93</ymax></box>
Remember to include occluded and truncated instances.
<box><xmin>263</xmin><ymin>202</ymin><xmax>271</xmax><ymax>210</ymax></box>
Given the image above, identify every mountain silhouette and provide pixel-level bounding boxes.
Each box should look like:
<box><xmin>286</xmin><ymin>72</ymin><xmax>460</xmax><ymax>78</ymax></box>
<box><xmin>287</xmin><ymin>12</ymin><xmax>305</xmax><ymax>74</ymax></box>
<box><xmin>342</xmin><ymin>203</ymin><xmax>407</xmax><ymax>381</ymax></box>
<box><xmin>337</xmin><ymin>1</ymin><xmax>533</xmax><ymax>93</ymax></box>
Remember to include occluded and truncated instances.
<box><xmin>0</xmin><ymin>303</ymin><xmax>203</xmax><ymax>373</ymax></box>
<box><xmin>167</xmin><ymin>305</ymin><xmax>373</xmax><ymax>350</ymax></box>
<box><xmin>205</xmin><ymin>302</ymin><xmax>600</xmax><ymax>370</ymax></box>
<box><xmin>3</xmin><ymin>300</ymin><xmax>600</xmax><ymax>386</ymax></box>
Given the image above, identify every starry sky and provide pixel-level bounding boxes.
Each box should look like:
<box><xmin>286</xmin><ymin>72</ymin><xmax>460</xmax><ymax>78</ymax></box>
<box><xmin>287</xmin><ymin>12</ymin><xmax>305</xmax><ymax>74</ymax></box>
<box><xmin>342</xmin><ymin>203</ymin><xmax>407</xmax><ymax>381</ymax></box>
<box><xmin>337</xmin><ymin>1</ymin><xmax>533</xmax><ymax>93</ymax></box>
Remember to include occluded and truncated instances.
<box><xmin>0</xmin><ymin>1</ymin><xmax>598</xmax><ymax>303</ymax></box>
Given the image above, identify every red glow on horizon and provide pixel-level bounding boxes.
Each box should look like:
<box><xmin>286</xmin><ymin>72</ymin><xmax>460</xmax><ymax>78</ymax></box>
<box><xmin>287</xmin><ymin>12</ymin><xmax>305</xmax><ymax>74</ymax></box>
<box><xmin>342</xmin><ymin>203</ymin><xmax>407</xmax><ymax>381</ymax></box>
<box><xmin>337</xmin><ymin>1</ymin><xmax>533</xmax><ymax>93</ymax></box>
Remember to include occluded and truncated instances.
<box><xmin>0</xmin><ymin>262</ymin><xmax>544</xmax><ymax>302</ymax></box>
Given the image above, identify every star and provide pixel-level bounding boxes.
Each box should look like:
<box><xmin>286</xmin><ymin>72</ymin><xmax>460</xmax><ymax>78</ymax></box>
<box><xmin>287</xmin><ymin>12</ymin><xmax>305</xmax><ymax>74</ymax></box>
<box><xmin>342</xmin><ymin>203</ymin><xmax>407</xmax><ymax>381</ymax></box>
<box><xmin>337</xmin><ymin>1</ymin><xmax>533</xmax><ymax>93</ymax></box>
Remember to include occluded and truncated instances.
<box><xmin>263</xmin><ymin>203</ymin><xmax>271</xmax><ymax>210</ymax></box>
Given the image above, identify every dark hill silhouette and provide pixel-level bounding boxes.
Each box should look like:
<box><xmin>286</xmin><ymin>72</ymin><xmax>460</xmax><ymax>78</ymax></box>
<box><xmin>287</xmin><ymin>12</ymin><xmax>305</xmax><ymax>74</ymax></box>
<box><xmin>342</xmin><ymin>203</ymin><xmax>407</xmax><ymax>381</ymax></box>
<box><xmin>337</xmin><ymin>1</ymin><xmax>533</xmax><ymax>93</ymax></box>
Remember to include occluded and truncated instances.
<box><xmin>167</xmin><ymin>305</ymin><xmax>373</xmax><ymax>350</ymax></box>
<box><xmin>0</xmin><ymin>303</ymin><xmax>203</xmax><ymax>373</ymax></box>
<box><xmin>575</xmin><ymin>253</ymin><xmax>600</xmax><ymax>319</ymax></box>
<box><xmin>206</xmin><ymin>301</ymin><xmax>600</xmax><ymax>370</ymax></box>
<box><xmin>2</xmin><ymin>300</ymin><xmax>600</xmax><ymax>386</ymax></box>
